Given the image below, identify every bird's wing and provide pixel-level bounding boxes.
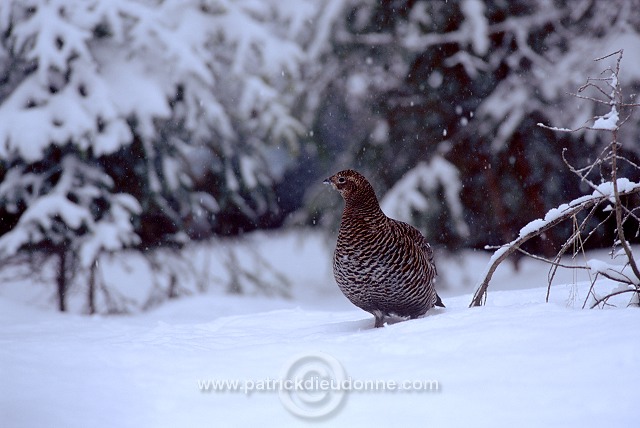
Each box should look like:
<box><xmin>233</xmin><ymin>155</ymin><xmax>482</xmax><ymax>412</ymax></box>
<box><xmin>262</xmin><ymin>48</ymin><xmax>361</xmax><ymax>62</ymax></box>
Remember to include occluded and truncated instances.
<box><xmin>392</xmin><ymin>219</ymin><xmax>437</xmax><ymax>276</ymax></box>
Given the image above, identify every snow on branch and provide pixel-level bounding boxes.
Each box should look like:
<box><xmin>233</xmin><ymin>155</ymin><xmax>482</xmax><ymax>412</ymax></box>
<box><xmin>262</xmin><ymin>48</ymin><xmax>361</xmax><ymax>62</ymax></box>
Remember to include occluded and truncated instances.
<box><xmin>381</xmin><ymin>156</ymin><xmax>470</xmax><ymax>238</ymax></box>
<box><xmin>0</xmin><ymin>155</ymin><xmax>141</xmax><ymax>264</ymax></box>
<box><xmin>470</xmin><ymin>181</ymin><xmax>640</xmax><ymax>307</ymax></box>
<box><xmin>0</xmin><ymin>0</ymin><xmax>329</xmax><ymax>172</ymax></box>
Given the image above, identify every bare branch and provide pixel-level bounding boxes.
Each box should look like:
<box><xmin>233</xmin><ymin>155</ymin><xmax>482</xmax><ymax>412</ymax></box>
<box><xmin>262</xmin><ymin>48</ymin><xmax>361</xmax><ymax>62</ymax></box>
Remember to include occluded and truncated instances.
<box><xmin>537</xmin><ymin>122</ymin><xmax>581</xmax><ymax>133</ymax></box>
<box><xmin>593</xmin><ymin>50</ymin><xmax>623</xmax><ymax>62</ymax></box>
<box><xmin>596</xmin><ymin>268</ymin><xmax>637</xmax><ymax>285</ymax></box>
<box><xmin>469</xmin><ymin>191</ymin><xmax>635</xmax><ymax>307</ymax></box>
<box><xmin>514</xmin><ymin>247</ymin><xmax>591</xmax><ymax>270</ymax></box>
<box><xmin>582</xmin><ymin>274</ymin><xmax>600</xmax><ymax>309</ymax></box>
<box><xmin>590</xmin><ymin>288</ymin><xmax>639</xmax><ymax>309</ymax></box>
<box><xmin>576</xmin><ymin>83</ymin><xmax>611</xmax><ymax>100</ymax></box>
<box><xmin>562</xmin><ymin>147</ymin><xmax>606</xmax><ymax>189</ymax></box>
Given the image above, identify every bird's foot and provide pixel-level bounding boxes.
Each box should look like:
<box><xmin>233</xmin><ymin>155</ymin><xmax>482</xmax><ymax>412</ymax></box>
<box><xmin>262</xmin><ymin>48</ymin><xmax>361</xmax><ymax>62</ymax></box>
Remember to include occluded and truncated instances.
<box><xmin>373</xmin><ymin>310</ymin><xmax>385</xmax><ymax>328</ymax></box>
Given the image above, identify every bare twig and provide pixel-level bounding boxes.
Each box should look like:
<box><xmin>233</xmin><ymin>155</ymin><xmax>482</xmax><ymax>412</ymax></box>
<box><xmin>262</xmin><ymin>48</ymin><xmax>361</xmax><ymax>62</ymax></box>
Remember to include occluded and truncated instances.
<box><xmin>582</xmin><ymin>274</ymin><xmax>600</xmax><ymax>309</ymax></box>
<box><xmin>514</xmin><ymin>246</ymin><xmax>591</xmax><ymax>270</ymax></box>
<box><xmin>546</xmin><ymin>209</ymin><xmax>597</xmax><ymax>303</ymax></box>
<box><xmin>590</xmin><ymin>288</ymin><xmax>640</xmax><ymax>308</ymax></box>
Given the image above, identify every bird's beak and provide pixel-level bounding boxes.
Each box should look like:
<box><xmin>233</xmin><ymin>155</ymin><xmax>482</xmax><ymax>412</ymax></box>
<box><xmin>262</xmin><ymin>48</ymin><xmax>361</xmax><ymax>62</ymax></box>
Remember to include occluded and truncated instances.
<box><xmin>323</xmin><ymin>178</ymin><xmax>331</xmax><ymax>185</ymax></box>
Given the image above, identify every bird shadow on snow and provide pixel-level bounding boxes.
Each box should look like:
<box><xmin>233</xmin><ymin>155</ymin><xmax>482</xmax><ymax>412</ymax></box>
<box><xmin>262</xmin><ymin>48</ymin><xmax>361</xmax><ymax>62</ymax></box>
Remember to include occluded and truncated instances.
<box><xmin>323</xmin><ymin>316</ymin><xmax>374</xmax><ymax>332</ymax></box>
<box><xmin>331</xmin><ymin>307</ymin><xmax>447</xmax><ymax>331</ymax></box>
<box><xmin>382</xmin><ymin>308</ymin><xmax>446</xmax><ymax>328</ymax></box>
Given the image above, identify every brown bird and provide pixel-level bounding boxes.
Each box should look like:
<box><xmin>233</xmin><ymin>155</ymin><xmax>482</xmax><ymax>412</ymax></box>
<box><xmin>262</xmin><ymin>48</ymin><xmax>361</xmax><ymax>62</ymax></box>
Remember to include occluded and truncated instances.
<box><xmin>324</xmin><ymin>169</ymin><xmax>444</xmax><ymax>327</ymax></box>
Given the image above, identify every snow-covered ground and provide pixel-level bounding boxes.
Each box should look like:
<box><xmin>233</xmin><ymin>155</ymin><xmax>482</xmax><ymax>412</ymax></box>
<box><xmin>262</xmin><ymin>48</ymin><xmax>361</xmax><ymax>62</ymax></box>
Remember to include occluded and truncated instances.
<box><xmin>1</xmin><ymin>230</ymin><xmax>638</xmax><ymax>427</ymax></box>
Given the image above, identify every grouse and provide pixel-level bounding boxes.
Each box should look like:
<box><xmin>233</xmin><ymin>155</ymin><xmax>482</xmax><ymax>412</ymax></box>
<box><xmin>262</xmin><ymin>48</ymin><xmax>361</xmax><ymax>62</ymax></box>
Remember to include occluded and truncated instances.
<box><xmin>324</xmin><ymin>169</ymin><xmax>444</xmax><ymax>328</ymax></box>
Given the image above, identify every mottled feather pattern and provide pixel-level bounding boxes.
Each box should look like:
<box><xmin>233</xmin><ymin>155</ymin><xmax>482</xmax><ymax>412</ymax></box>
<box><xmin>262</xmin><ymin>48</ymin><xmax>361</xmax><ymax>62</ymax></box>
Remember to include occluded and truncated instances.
<box><xmin>325</xmin><ymin>169</ymin><xmax>443</xmax><ymax>327</ymax></box>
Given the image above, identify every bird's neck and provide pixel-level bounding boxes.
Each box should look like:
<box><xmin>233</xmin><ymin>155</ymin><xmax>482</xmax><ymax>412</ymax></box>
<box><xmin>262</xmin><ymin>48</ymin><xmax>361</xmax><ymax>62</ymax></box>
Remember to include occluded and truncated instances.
<box><xmin>342</xmin><ymin>192</ymin><xmax>387</xmax><ymax>226</ymax></box>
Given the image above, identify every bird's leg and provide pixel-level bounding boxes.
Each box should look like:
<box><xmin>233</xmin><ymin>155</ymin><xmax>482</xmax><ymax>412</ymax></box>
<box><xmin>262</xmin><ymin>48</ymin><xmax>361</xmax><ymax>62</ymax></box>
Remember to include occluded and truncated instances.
<box><xmin>373</xmin><ymin>310</ymin><xmax>385</xmax><ymax>328</ymax></box>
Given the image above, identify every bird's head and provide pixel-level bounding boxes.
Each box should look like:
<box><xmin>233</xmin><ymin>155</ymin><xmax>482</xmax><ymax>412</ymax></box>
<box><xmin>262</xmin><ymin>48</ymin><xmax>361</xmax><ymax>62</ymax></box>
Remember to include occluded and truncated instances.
<box><xmin>323</xmin><ymin>169</ymin><xmax>375</xmax><ymax>202</ymax></box>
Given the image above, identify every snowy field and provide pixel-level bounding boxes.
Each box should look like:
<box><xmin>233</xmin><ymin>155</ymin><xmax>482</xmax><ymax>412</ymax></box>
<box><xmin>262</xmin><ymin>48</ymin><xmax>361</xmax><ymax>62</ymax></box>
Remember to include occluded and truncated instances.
<box><xmin>1</xmin><ymin>230</ymin><xmax>638</xmax><ymax>427</ymax></box>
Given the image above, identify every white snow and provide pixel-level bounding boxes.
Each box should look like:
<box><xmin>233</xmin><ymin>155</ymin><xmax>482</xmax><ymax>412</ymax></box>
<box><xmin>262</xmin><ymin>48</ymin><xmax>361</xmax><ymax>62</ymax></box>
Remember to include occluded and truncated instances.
<box><xmin>460</xmin><ymin>0</ymin><xmax>489</xmax><ymax>56</ymax></box>
<box><xmin>594</xmin><ymin>178</ymin><xmax>638</xmax><ymax>197</ymax></box>
<box><xmin>519</xmin><ymin>218</ymin><xmax>547</xmax><ymax>237</ymax></box>
<box><xmin>1</xmin><ymin>231</ymin><xmax>638</xmax><ymax>427</ymax></box>
<box><xmin>587</xmin><ymin>258</ymin><xmax>637</xmax><ymax>284</ymax></box>
<box><xmin>370</xmin><ymin>120</ymin><xmax>390</xmax><ymax>145</ymax></box>
<box><xmin>592</xmin><ymin>105</ymin><xmax>619</xmax><ymax>130</ymax></box>
<box><xmin>536</xmin><ymin>123</ymin><xmax>574</xmax><ymax>132</ymax></box>
<box><xmin>477</xmin><ymin>82</ymin><xmax>529</xmax><ymax>152</ymax></box>
<box><xmin>347</xmin><ymin>73</ymin><xmax>369</xmax><ymax>97</ymax></box>
<box><xmin>78</xmin><ymin>194</ymin><xmax>142</xmax><ymax>268</ymax></box>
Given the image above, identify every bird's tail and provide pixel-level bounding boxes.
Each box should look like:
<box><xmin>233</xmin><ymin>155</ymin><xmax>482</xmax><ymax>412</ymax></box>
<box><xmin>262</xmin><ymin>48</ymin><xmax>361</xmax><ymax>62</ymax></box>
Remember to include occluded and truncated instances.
<box><xmin>434</xmin><ymin>292</ymin><xmax>445</xmax><ymax>308</ymax></box>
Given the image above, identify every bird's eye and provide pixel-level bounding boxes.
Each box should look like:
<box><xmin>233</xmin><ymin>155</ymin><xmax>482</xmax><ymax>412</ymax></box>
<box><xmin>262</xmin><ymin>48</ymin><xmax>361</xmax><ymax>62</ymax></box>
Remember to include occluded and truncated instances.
<box><xmin>337</xmin><ymin>177</ymin><xmax>346</xmax><ymax>184</ymax></box>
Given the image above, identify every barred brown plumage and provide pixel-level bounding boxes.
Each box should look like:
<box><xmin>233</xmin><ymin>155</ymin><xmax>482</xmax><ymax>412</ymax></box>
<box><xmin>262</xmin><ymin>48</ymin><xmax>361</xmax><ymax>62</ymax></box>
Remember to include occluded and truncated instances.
<box><xmin>324</xmin><ymin>169</ymin><xmax>444</xmax><ymax>328</ymax></box>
